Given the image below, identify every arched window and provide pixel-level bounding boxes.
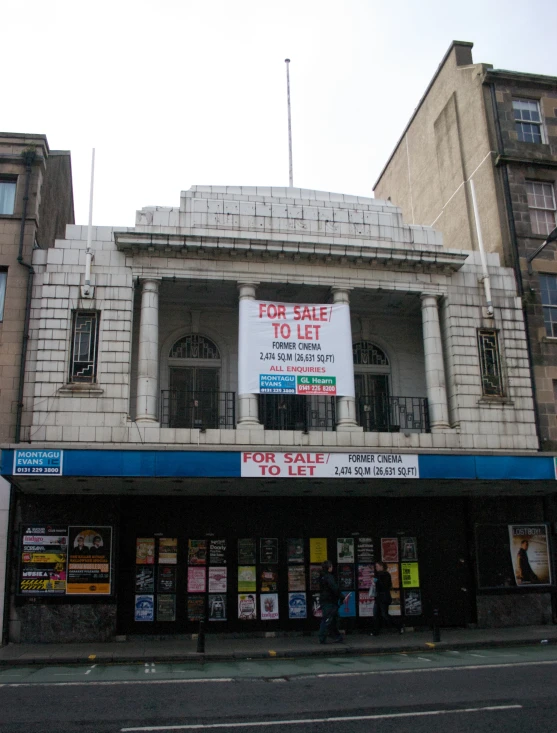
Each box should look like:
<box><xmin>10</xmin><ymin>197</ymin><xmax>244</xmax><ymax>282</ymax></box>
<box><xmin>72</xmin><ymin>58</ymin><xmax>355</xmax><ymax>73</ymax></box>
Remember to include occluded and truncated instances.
<box><xmin>164</xmin><ymin>334</ymin><xmax>230</xmax><ymax>429</ymax></box>
<box><xmin>352</xmin><ymin>341</ymin><xmax>389</xmax><ymax>366</ymax></box>
<box><xmin>353</xmin><ymin>341</ymin><xmax>394</xmax><ymax>432</ymax></box>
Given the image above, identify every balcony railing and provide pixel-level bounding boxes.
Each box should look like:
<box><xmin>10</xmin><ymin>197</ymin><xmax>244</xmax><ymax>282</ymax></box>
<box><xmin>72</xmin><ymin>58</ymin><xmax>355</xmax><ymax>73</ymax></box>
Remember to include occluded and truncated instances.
<box><xmin>259</xmin><ymin>395</ymin><xmax>336</xmax><ymax>432</ymax></box>
<box><xmin>161</xmin><ymin>391</ymin><xmax>236</xmax><ymax>429</ymax></box>
<box><xmin>356</xmin><ymin>396</ymin><xmax>430</xmax><ymax>433</ymax></box>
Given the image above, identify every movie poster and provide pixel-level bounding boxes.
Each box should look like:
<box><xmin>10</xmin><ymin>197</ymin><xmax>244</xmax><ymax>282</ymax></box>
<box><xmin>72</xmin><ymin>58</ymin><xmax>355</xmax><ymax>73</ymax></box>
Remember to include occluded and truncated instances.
<box><xmin>310</xmin><ymin>564</ymin><xmax>322</xmax><ymax>591</ymax></box>
<box><xmin>157</xmin><ymin>594</ymin><xmax>176</xmax><ymax>622</ymax></box>
<box><xmin>288</xmin><ymin>566</ymin><xmax>306</xmax><ymax>591</ymax></box>
<box><xmin>260</xmin><ymin>538</ymin><xmax>278</xmax><ymax>564</ymax></box>
<box><xmin>357</xmin><ymin>564</ymin><xmax>374</xmax><ymax>589</ymax></box>
<box><xmin>401</xmin><ymin>563</ymin><xmax>420</xmax><ymax>588</ymax></box>
<box><xmin>338</xmin><ymin>564</ymin><xmax>354</xmax><ymax>591</ymax></box>
<box><xmin>208</xmin><ymin>594</ymin><xmax>227</xmax><ymax>621</ymax></box>
<box><xmin>157</xmin><ymin>565</ymin><xmax>177</xmax><ymax>593</ymax></box>
<box><xmin>135</xmin><ymin>566</ymin><xmax>155</xmax><ymax>593</ymax></box>
<box><xmin>238</xmin><ymin>538</ymin><xmax>256</xmax><ymax>564</ymax></box>
<box><xmin>509</xmin><ymin>525</ymin><xmax>552</xmax><ymax>585</ymax></box>
<box><xmin>310</xmin><ymin>538</ymin><xmax>328</xmax><ymax>563</ymax></box>
<box><xmin>357</xmin><ymin>537</ymin><xmax>374</xmax><ymax>563</ymax></box>
<box><xmin>311</xmin><ymin>593</ymin><xmax>322</xmax><ymax>618</ymax></box>
<box><xmin>260</xmin><ymin>593</ymin><xmax>279</xmax><ymax>620</ymax></box>
<box><xmin>288</xmin><ymin>592</ymin><xmax>307</xmax><ymax>619</ymax></box>
<box><xmin>338</xmin><ymin>591</ymin><xmax>356</xmax><ymax>617</ymax></box>
<box><xmin>404</xmin><ymin>590</ymin><xmax>422</xmax><ymax>616</ymax></box>
<box><xmin>210</xmin><ymin>539</ymin><xmax>226</xmax><ymax>565</ymax></box>
<box><xmin>136</xmin><ymin>537</ymin><xmax>155</xmax><ymax>565</ymax></box>
<box><xmin>260</xmin><ymin>566</ymin><xmax>278</xmax><ymax>592</ymax></box>
<box><xmin>386</xmin><ymin>563</ymin><xmax>400</xmax><ymax>588</ymax></box>
<box><xmin>208</xmin><ymin>566</ymin><xmax>227</xmax><ymax>593</ymax></box>
<box><xmin>381</xmin><ymin>538</ymin><xmax>399</xmax><ymax>563</ymax></box>
<box><xmin>238</xmin><ymin>565</ymin><xmax>257</xmax><ymax>592</ymax></box>
<box><xmin>287</xmin><ymin>538</ymin><xmax>305</xmax><ymax>564</ymax></box>
<box><xmin>187</xmin><ymin>566</ymin><xmax>206</xmax><ymax>593</ymax></box>
<box><xmin>238</xmin><ymin>593</ymin><xmax>257</xmax><ymax>620</ymax></box>
<box><xmin>401</xmin><ymin>537</ymin><xmax>418</xmax><ymax>561</ymax></box>
<box><xmin>187</xmin><ymin>595</ymin><xmax>205</xmax><ymax>622</ymax></box>
<box><xmin>158</xmin><ymin>538</ymin><xmax>178</xmax><ymax>564</ymax></box>
<box><xmin>135</xmin><ymin>594</ymin><xmax>154</xmax><ymax>621</ymax></box>
<box><xmin>337</xmin><ymin>537</ymin><xmax>355</xmax><ymax>563</ymax></box>
<box><xmin>188</xmin><ymin>539</ymin><xmax>207</xmax><ymax>565</ymax></box>
<box><xmin>19</xmin><ymin>525</ymin><xmax>68</xmax><ymax>595</ymax></box>
<box><xmin>67</xmin><ymin>526</ymin><xmax>112</xmax><ymax>595</ymax></box>
<box><xmin>358</xmin><ymin>591</ymin><xmax>374</xmax><ymax>617</ymax></box>
<box><xmin>390</xmin><ymin>589</ymin><xmax>401</xmax><ymax>616</ymax></box>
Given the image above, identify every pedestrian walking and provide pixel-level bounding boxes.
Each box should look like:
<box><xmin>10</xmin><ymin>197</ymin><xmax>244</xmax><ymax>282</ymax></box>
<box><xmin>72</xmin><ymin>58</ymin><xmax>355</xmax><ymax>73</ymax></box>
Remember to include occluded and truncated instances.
<box><xmin>370</xmin><ymin>561</ymin><xmax>404</xmax><ymax>636</ymax></box>
<box><xmin>318</xmin><ymin>560</ymin><xmax>345</xmax><ymax>644</ymax></box>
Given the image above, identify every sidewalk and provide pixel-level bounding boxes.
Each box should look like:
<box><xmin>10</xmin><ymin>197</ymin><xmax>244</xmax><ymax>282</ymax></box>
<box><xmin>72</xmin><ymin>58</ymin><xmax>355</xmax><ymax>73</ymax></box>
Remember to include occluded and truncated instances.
<box><xmin>1</xmin><ymin>624</ymin><xmax>557</xmax><ymax>666</ymax></box>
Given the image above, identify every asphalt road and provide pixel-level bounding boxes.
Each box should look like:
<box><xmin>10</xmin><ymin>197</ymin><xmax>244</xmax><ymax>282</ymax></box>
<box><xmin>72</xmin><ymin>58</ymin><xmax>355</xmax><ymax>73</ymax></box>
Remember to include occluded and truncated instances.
<box><xmin>1</xmin><ymin>645</ymin><xmax>557</xmax><ymax>732</ymax></box>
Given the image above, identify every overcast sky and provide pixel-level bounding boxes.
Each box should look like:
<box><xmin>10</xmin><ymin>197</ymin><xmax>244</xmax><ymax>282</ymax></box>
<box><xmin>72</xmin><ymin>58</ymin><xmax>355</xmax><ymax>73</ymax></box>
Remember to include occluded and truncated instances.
<box><xmin>4</xmin><ymin>0</ymin><xmax>557</xmax><ymax>226</ymax></box>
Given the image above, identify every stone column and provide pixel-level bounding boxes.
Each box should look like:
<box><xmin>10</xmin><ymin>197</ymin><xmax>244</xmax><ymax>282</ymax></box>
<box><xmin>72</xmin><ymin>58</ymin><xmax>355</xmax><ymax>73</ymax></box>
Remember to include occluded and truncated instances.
<box><xmin>136</xmin><ymin>278</ymin><xmax>161</xmax><ymax>424</ymax></box>
<box><xmin>331</xmin><ymin>287</ymin><xmax>361</xmax><ymax>432</ymax></box>
<box><xmin>237</xmin><ymin>282</ymin><xmax>261</xmax><ymax>427</ymax></box>
<box><xmin>420</xmin><ymin>293</ymin><xmax>450</xmax><ymax>430</ymax></box>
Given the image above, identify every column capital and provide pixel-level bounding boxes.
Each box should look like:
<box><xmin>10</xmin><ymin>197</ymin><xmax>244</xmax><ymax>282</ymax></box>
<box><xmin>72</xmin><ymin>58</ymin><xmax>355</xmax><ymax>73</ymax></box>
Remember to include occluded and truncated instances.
<box><xmin>139</xmin><ymin>277</ymin><xmax>162</xmax><ymax>292</ymax></box>
<box><xmin>420</xmin><ymin>292</ymin><xmax>442</xmax><ymax>303</ymax></box>
<box><xmin>238</xmin><ymin>282</ymin><xmax>259</xmax><ymax>300</ymax></box>
<box><xmin>330</xmin><ymin>286</ymin><xmax>353</xmax><ymax>304</ymax></box>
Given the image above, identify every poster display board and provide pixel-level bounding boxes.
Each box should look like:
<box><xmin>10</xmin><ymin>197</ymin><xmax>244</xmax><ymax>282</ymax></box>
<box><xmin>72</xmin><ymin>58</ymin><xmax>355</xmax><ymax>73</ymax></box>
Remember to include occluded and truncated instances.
<box><xmin>136</xmin><ymin>538</ymin><xmax>155</xmax><ymax>564</ymax></box>
<box><xmin>310</xmin><ymin>538</ymin><xmax>328</xmax><ymax>563</ymax></box>
<box><xmin>238</xmin><ymin>594</ymin><xmax>257</xmax><ymax>620</ymax></box>
<box><xmin>158</xmin><ymin>538</ymin><xmax>178</xmax><ymax>564</ymax></box>
<box><xmin>260</xmin><ymin>593</ymin><xmax>279</xmax><ymax>620</ymax></box>
<box><xmin>260</xmin><ymin>538</ymin><xmax>279</xmax><ymax>563</ymax></box>
<box><xmin>135</xmin><ymin>595</ymin><xmax>154</xmax><ymax>621</ymax></box>
<box><xmin>401</xmin><ymin>562</ymin><xmax>420</xmax><ymax>588</ymax></box>
<box><xmin>287</xmin><ymin>538</ymin><xmax>305</xmax><ymax>564</ymax></box>
<box><xmin>157</xmin><ymin>594</ymin><xmax>176</xmax><ymax>622</ymax></box>
<box><xmin>208</xmin><ymin>594</ymin><xmax>227</xmax><ymax>621</ymax></box>
<box><xmin>381</xmin><ymin>538</ymin><xmax>399</xmax><ymax>563</ymax></box>
<box><xmin>157</xmin><ymin>566</ymin><xmax>177</xmax><ymax>593</ymax></box>
<box><xmin>209</xmin><ymin>539</ymin><xmax>226</xmax><ymax>565</ymax></box>
<box><xmin>136</xmin><ymin>566</ymin><xmax>155</xmax><ymax>593</ymax></box>
<box><xmin>238</xmin><ymin>566</ymin><xmax>256</xmax><ymax>592</ymax></box>
<box><xmin>238</xmin><ymin>300</ymin><xmax>355</xmax><ymax>396</ymax></box>
<box><xmin>67</xmin><ymin>526</ymin><xmax>112</xmax><ymax>595</ymax></box>
<box><xmin>337</xmin><ymin>538</ymin><xmax>355</xmax><ymax>563</ymax></box>
<box><xmin>208</xmin><ymin>567</ymin><xmax>227</xmax><ymax>592</ymax></box>
<box><xmin>187</xmin><ymin>567</ymin><xmax>206</xmax><ymax>593</ymax></box>
<box><xmin>188</xmin><ymin>540</ymin><xmax>207</xmax><ymax>565</ymax></box>
<box><xmin>288</xmin><ymin>593</ymin><xmax>307</xmax><ymax>619</ymax></box>
<box><xmin>19</xmin><ymin>525</ymin><xmax>68</xmax><ymax>595</ymax></box>
<box><xmin>509</xmin><ymin>525</ymin><xmax>552</xmax><ymax>586</ymax></box>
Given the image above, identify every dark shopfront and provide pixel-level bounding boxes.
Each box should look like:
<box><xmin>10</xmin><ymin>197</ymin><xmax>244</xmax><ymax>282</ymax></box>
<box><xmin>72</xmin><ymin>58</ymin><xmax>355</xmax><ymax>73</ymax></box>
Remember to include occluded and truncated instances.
<box><xmin>3</xmin><ymin>449</ymin><xmax>557</xmax><ymax>643</ymax></box>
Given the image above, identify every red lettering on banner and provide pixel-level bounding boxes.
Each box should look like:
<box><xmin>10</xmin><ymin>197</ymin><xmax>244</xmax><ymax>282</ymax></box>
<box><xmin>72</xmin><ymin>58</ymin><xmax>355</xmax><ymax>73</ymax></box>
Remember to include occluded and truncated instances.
<box><xmin>296</xmin><ymin>324</ymin><xmax>321</xmax><ymax>340</ymax></box>
<box><xmin>259</xmin><ymin>303</ymin><xmax>287</xmax><ymax>319</ymax></box>
<box><xmin>293</xmin><ymin>306</ymin><xmax>329</xmax><ymax>322</ymax></box>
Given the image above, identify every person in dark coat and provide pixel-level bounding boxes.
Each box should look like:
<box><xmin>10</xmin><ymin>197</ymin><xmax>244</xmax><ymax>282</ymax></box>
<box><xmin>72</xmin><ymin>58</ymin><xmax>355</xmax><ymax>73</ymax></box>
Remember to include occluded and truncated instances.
<box><xmin>370</xmin><ymin>561</ymin><xmax>404</xmax><ymax>636</ymax></box>
<box><xmin>318</xmin><ymin>561</ymin><xmax>345</xmax><ymax>644</ymax></box>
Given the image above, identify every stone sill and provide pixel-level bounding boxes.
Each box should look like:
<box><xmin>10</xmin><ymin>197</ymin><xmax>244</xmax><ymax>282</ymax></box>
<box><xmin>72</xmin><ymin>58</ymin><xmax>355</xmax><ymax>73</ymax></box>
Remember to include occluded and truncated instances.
<box><xmin>541</xmin><ymin>337</ymin><xmax>557</xmax><ymax>344</ymax></box>
<box><xmin>58</xmin><ymin>384</ymin><xmax>104</xmax><ymax>396</ymax></box>
<box><xmin>477</xmin><ymin>398</ymin><xmax>514</xmax><ymax>407</ymax></box>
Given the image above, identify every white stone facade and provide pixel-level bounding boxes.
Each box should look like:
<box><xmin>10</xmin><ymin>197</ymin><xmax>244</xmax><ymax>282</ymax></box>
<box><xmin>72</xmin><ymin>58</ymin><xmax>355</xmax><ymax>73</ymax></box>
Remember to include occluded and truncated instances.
<box><xmin>18</xmin><ymin>186</ymin><xmax>537</xmax><ymax>452</ymax></box>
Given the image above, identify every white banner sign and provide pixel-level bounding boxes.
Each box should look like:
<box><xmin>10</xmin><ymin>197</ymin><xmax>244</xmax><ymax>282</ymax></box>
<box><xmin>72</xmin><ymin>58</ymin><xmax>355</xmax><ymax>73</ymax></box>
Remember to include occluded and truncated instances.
<box><xmin>241</xmin><ymin>452</ymin><xmax>419</xmax><ymax>479</ymax></box>
<box><xmin>238</xmin><ymin>300</ymin><xmax>355</xmax><ymax>396</ymax></box>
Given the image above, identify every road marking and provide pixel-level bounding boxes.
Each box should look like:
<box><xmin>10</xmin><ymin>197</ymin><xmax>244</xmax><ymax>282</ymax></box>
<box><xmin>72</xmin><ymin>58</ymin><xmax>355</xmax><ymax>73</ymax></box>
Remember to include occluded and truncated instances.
<box><xmin>416</xmin><ymin>657</ymin><xmax>432</xmax><ymax>662</ymax></box>
<box><xmin>0</xmin><ymin>678</ymin><xmax>234</xmax><ymax>688</ymax></box>
<box><xmin>469</xmin><ymin>653</ymin><xmax>487</xmax><ymax>658</ymax></box>
<box><xmin>145</xmin><ymin>663</ymin><xmax>157</xmax><ymax>674</ymax></box>
<box><xmin>120</xmin><ymin>704</ymin><xmax>522</xmax><ymax>731</ymax></box>
<box><xmin>85</xmin><ymin>664</ymin><xmax>97</xmax><ymax>675</ymax></box>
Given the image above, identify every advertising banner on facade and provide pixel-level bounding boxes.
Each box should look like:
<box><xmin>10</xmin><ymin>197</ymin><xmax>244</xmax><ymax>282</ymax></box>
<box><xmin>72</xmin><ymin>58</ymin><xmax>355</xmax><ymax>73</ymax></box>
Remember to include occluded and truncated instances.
<box><xmin>238</xmin><ymin>300</ymin><xmax>355</xmax><ymax>396</ymax></box>
<box><xmin>19</xmin><ymin>525</ymin><xmax>68</xmax><ymax>595</ymax></box>
<box><xmin>66</xmin><ymin>526</ymin><xmax>112</xmax><ymax>595</ymax></box>
<box><xmin>509</xmin><ymin>525</ymin><xmax>552</xmax><ymax>585</ymax></box>
<box><xmin>242</xmin><ymin>452</ymin><xmax>419</xmax><ymax>479</ymax></box>
<box><xmin>13</xmin><ymin>449</ymin><xmax>63</xmax><ymax>476</ymax></box>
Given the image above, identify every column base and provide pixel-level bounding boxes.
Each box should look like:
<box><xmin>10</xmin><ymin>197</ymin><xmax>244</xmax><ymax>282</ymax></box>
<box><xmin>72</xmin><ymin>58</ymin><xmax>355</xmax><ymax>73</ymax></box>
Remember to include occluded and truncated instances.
<box><xmin>135</xmin><ymin>417</ymin><xmax>160</xmax><ymax>426</ymax></box>
<box><xmin>335</xmin><ymin>423</ymin><xmax>364</xmax><ymax>433</ymax></box>
<box><xmin>430</xmin><ymin>422</ymin><xmax>451</xmax><ymax>431</ymax></box>
<box><xmin>237</xmin><ymin>419</ymin><xmax>262</xmax><ymax>428</ymax></box>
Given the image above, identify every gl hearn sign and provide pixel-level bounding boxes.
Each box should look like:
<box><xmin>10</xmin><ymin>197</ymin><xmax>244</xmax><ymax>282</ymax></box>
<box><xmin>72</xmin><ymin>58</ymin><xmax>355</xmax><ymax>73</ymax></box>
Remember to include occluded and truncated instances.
<box><xmin>238</xmin><ymin>300</ymin><xmax>355</xmax><ymax>396</ymax></box>
<box><xmin>241</xmin><ymin>452</ymin><xmax>419</xmax><ymax>478</ymax></box>
<box><xmin>13</xmin><ymin>450</ymin><xmax>63</xmax><ymax>475</ymax></box>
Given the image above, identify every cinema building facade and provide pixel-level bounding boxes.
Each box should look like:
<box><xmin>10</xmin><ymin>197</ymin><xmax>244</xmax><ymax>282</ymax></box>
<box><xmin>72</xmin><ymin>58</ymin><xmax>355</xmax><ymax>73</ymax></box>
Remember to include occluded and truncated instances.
<box><xmin>1</xmin><ymin>185</ymin><xmax>556</xmax><ymax>643</ymax></box>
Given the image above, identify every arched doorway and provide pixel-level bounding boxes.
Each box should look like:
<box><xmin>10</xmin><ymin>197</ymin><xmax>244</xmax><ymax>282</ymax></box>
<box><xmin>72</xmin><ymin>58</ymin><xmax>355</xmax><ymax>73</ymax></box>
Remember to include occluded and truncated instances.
<box><xmin>165</xmin><ymin>334</ymin><xmax>228</xmax><ymax>429</ymax></box>
<box><xmin>353</xmin><ymin>341</ymin><xmax>396</xmax><ymax>431</ymax></box>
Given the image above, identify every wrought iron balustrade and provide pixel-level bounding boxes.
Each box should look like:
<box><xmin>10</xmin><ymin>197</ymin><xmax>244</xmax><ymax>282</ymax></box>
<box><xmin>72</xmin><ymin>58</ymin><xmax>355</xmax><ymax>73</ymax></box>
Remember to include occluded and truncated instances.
<box><xmin>259</xmin><ymin>394</ymin><xmax>336</xmax><ymax>432</ymax></box>
<box><xmin>356</xmin><ymin>395</ymin><xmax>430</xmax><ymax>433</ymax></box>
<box><xmin>161</xmin><ymin>390</ymin><xmax>236</xmax><ymax>429</ymax></box>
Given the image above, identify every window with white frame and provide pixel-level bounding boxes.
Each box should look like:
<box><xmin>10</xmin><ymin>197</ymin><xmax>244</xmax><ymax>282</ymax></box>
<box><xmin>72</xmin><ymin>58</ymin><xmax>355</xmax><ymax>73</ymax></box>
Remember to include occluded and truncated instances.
<box><xmin>0</xmin><ymin>179</ymin><xmax>16</xmax><ymax>215</ymax></box>
<box><xmin>539</xmin><ymin>274</ymin><xmax>557</xmax><ymax>337</ymax></box>
<box><xmin>526</xmin><ymin>181</ymin><xmax>557</xmax><ymax>236</ymax></box>
<box><xmin>512</xmin><ymin>99</ymin><xmax>544</xmax><ymax>144</ymax></box>
<box><xmin>477</xmin><ymin>329</ymin><xmax>504</xmax><ymax>397</ymax></box>
<box><xmin>69</xmin><ymin>311</ymin><xmax>100</xmax><ymax>383</ymax></box>
<box><xmin>0</xmin><ymin>271</ymin><xmax>7</xmax><ymax>321</ymax></box>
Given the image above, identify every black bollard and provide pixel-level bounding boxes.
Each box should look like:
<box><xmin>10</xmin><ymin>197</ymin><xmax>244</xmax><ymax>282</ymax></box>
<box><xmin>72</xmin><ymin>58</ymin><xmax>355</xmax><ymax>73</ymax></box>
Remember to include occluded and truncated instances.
<box><xmin>432</xmin><ymin>607</ymin><xmax>441</xmax><ymax>643</ymax></box>
<box><xmin>197</xmin><ymin>620</ymin><xmax>206</xmax><ymax>653</ymax></box>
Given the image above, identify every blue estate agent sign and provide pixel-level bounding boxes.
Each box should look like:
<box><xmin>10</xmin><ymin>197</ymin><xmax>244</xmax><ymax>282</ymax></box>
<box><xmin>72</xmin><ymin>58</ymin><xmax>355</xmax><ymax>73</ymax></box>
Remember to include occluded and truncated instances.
<box><xmin>13</xmin><ymin>450</ymin><xmax>63</xmax><ymax>476</ymax></box>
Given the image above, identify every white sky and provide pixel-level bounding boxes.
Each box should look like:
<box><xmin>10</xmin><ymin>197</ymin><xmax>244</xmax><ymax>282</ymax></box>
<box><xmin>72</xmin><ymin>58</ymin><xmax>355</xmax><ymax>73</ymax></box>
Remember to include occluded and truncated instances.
<box><xmin>3</xmin><ymin>0</ymin><xmax>557</xmax><ymax>226</ymax></box>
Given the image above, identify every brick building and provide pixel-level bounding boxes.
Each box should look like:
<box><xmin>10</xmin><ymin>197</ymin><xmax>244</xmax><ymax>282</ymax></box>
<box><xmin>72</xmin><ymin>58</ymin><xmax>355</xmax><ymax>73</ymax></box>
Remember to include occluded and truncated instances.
<box><xmin>374</xmin><ymin>41</ymin><xmax>557</xmax><ymax>450</ymax></box>
<box><xmin>1</xmin><ymin>184</ymin><xmax>555</xmax><ymax>643</ymax></box>
<box><xmin>0</xmin><ymin>133</ymin><xmax>74</xmax><ymax>642</ymax></box>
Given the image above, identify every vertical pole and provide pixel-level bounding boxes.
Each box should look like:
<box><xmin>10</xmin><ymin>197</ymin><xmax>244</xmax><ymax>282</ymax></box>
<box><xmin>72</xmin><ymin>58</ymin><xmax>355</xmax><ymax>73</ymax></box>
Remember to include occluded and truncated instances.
<box><xmin>285</xmin><ymin>59</ymin><xmax>294</xmax><ymax>188</ymax></box>
<box><xmin>85</xmin><ymin>148</ymin><xmax>95</xmax><ymax>287</ymax></box>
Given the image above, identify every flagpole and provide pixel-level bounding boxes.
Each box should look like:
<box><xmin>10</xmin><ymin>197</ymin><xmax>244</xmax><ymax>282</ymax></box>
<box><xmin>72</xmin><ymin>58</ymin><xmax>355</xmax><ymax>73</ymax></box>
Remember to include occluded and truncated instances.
<box><xmin>285</xmin><ymin>59</ymin><xmax>294</xmax><ymax>188</ymax></box>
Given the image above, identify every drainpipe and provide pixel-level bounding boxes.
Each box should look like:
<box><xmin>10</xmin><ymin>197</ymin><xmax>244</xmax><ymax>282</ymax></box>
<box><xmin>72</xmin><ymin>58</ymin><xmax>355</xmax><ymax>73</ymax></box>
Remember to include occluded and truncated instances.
<box><xmin>488</xmin><ymin>82</ymin><xmax>541</xmax><ymax>447</ymax></box>
<box><xmin>469</xmin><ymin>178</ymin><xmax>494</xmax><ymax>318</ymax></box>
<box><xmin>15</xmin><ymin>149</ymin><xmax>37</xmax><ymax>444</ymax></box>
<box><xmin>81</xmin><ymin>148</ymin><xmax>95</xmax><ymax>299</ymax></box>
